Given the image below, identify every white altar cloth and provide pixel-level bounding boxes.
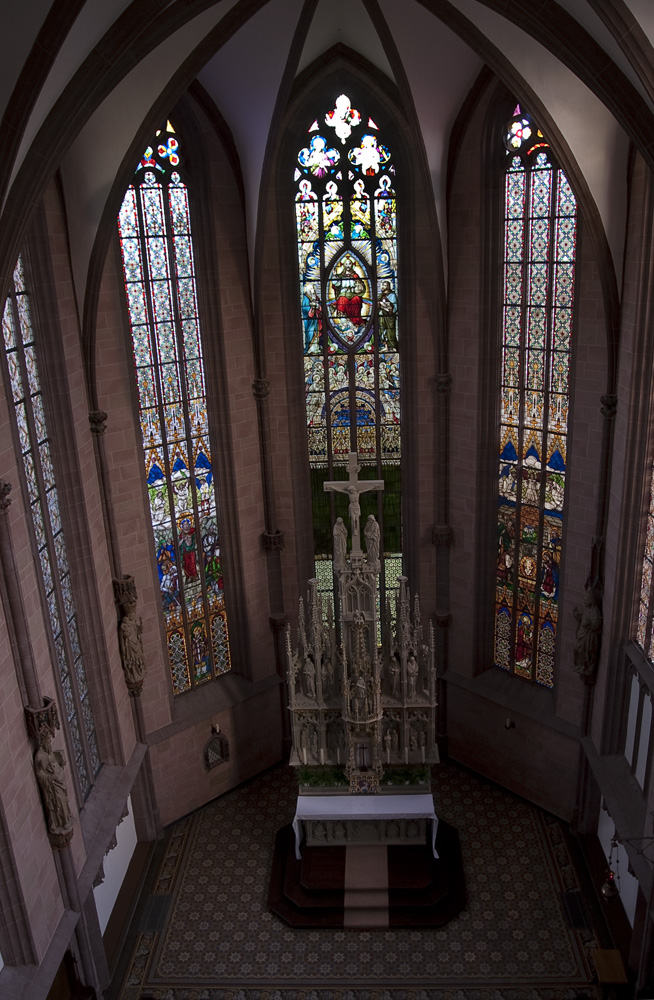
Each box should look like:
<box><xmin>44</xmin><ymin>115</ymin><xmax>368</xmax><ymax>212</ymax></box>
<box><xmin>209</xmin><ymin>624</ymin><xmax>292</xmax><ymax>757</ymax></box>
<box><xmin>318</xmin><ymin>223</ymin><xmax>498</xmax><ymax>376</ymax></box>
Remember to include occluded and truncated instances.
<box><xmin>292</xmin><ymin>793</ymin><xmax>439</xmax><ymax>859</ymax></box>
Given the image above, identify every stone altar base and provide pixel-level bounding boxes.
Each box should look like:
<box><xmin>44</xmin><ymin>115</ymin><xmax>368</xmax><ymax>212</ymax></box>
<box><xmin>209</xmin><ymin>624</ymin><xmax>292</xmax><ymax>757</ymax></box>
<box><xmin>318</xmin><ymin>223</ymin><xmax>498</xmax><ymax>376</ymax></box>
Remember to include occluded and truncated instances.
<box><xmin>268</xmin><ymin>819</ymin><xmax>465</xmax><ymax>929</ymax></box>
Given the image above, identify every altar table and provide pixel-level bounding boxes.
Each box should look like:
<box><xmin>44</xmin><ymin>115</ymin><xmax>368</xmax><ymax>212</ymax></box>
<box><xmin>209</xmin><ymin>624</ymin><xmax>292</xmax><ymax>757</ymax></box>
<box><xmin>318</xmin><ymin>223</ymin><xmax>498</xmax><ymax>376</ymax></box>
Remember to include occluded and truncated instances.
<box><xmin>292</xmin><ymin>792</ymin><xmax>439</xmax><ymax>859</ymax></box>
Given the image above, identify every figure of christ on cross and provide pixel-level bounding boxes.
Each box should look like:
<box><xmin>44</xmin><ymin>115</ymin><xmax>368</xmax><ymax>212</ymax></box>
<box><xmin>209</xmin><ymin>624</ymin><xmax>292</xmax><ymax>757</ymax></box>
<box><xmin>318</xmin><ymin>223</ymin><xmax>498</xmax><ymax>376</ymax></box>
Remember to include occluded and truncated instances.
<box><xmin>324</xmin><ymin>452</ymin><xmax>384</xmax><ymax>558</ymax></box>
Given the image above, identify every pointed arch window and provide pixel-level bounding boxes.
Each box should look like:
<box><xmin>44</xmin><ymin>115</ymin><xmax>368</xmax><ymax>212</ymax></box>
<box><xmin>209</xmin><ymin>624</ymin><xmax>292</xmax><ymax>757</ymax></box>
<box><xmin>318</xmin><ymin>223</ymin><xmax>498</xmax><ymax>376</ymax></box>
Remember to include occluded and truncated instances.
<box><xmin>294</xmin><ymin>95</ymin><xmax>401</xmax><ymax>620</ymax></box>
<box><xmin>494</xmin><ymin>107</ymin><xmax>577</xmax><ymax>687</ymax></box>
<box><xmin>2</xmin><ymin>256</ymin><xmax>100</xmax><ymax>797</ymax></box>
<box><xmin>637</xmin><ymin>467</ymin><xmax>654</xmax><ymax>656</ymax></box>
<box><xmin>117</xmin><ymin>123</ymin><xmax>231</xmax><ymax>695</ymax></box>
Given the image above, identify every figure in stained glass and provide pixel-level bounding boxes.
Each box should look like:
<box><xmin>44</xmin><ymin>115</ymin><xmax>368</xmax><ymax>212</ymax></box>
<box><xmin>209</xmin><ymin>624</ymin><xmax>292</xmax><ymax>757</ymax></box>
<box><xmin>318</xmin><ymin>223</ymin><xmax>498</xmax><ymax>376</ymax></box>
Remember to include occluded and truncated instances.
<box><xmin>327</xmin><ymin>253</ymin><xmax>372</xmax><ymax>344</ymax></box>
<box><xmin>378</xmin><ymin>280</ymin><xmax>398</xmax><ymax>350</ymax></box>
<box><xmin>302</xmin><ymin>284</ymin><xmax>322</xmax><ymax>351</ymax></box>
<box><xmin>178</xmin><ymin>517</ymin><xmax>198</xmax><ymax>580</ymax></box>
<box><xmin>325</xmin><ymin>94</ymin><xmax>361</xmax><ymax>144</ymax></box>
<box><xmin>298</xmin><ymin>135</ymin><xmax>339</xmax><ymax>177</ymax></box>
<box><xmin>349</xmin><ymin>135</ymin><xmax>390</xmax><ymax>176</ymax></box>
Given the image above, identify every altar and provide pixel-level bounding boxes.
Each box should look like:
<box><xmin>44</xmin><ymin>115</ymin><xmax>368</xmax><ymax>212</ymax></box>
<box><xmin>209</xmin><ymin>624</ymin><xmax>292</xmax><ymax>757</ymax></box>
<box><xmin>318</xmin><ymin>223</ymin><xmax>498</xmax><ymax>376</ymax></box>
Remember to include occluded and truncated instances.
<box><xmin>269</xmin><ymin>454</ymin><xmax>464</xmax><ymax>929</ymax></box>
<box><xmin>292</xmin><ymin>791</ymin><xmax>439</xmax><ymax>858</ymax></box>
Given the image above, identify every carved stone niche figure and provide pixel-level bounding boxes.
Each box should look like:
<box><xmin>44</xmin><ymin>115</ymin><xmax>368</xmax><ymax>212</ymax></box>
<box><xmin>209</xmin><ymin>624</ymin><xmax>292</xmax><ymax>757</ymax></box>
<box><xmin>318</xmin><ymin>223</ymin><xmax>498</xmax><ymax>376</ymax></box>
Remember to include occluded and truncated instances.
<box><xmin>114</xmin><ymin>575</ymin><xmax>146</xmax><ymax>696</ymax></box>
<box><xmin>407</xmin><ymin>651</ymin><xmax>419</xmax><ymax>698</ymax></box>
<box><xmin>34</xmin><ymin>733</ymin><xmax>74</xmax><ymax>843</ymax></box>
<box><xmin>321</xmin><ymin>655</ymin><xmax>333</xmax><ymax>699</ymax></box>
<box><xmin>333</xmin><ymin>517</ymin><xmax>348</xmax><ymax>571</ymax></box>
<box><xmin>364</xmin><ymin>514</ymin><xmax>380</xmax><ymax>570</ymax></box>
<box><xmin>572</xmin><ymin>589</ymin><xmax>602</xmax><ymax>683</ymax></box>
<box><xmin>388</xmin><ymin>652</ymin><xmax>400</xmax><ymax>698</ymax></box>
<box><xmin>303</xmin><ymin>657</ymin><xmax>316</xmax><ymax>699</ymax></box>
<box><xmin>118</xmin><ymin>601</ymin><xmax>146</xmax><ymax>695</ymax></box>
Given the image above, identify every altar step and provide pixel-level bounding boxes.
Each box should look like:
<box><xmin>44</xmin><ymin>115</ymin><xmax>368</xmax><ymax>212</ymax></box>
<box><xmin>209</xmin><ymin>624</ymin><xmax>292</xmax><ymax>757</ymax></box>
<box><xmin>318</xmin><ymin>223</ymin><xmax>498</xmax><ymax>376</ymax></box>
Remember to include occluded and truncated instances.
<box><xmin>268</xmin><ymin>820</ymin><xmax>465</xmax><ymax>929</ymax></box>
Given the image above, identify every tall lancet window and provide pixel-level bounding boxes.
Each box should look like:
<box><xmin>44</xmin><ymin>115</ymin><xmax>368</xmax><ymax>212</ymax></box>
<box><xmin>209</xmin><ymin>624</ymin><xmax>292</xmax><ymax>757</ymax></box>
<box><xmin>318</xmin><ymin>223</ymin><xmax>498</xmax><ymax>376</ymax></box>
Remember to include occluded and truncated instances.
<box><xmin>295</xmin><ymin>94</ymin><xmax>401</xmax><ymax>617</ymax></box>
<box><xmin>637</xmin><ymin>469</ymin><xmax>654</xmax><ymax>657</ymax></box>
<box><xmin>117</xmin><ymin>123</ymin><xmax>231</xmax><ymax>695</ymax></box>
<box><xmin>2</xmin><ymin>256</ymin><xmax>100</xmax><ymax>797</ymax></box>
<box><xmin>494</xmin><ymin>107</ymin><xmax>577</xmax><ymax>687</ymax></box>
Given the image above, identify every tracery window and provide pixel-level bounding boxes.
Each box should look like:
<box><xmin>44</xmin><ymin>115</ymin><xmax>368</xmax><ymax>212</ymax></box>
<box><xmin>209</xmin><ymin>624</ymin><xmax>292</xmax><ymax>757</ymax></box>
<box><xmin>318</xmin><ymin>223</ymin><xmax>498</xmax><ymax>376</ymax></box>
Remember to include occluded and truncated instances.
<box><xmin>637</xmin><ymin>466</ymin><xmax>654</xmax><ymax>656</ymax></box>
<box><xmin>494</xmin><ymin>107</ymin><xmax>577</xmax><ymax>687</ymax></box>
<box><xmin>117</xmin><ymin>122</ymin><xmax>231</xmax><ymax>695</ymax></box>
<box><xmin>2</xmin><ymin>256</ymin><xmax>100</xmax><ymax>797</ymax></box>
<box><xmin>294</xmin><ymin>94</ymin><xmax>401</xmax><ymax>620</ymax></box>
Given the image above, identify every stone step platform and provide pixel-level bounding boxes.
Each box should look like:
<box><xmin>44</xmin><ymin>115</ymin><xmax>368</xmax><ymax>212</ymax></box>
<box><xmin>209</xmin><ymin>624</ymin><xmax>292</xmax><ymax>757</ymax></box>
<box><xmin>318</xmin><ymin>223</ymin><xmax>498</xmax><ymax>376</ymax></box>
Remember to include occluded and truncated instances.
<box><xmin>268</xmin><ymin>820</ymin><xmax>465</xmax><ymax>929</ymax></box>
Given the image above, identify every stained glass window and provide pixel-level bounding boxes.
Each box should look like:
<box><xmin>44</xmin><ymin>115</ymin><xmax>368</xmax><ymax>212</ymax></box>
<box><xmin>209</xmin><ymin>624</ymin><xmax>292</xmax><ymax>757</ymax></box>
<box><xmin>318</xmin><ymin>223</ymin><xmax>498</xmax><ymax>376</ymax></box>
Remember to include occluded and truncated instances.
<box><xmin>494</xmin><ymin>107</ymin><xmax>577</xmax><ymax>687</ymax></box>
<box><xmin>117</xmin><ymin>123</ymin><xmax>231</xmax><ymax>695</ymax></box>
<box><xmin>295</xmin><ymin>95</ymin><xmax>401</xmax><ymax>624</ymax></box>
<box><xmin>2</xmin><ymin>256</ymin><xmax>100</xmax><ymax>797</ymax></box>
<box><xmin>637</xmin><ymin>463</ymin><xmax>654</xmax><ymax>656</ymax></box>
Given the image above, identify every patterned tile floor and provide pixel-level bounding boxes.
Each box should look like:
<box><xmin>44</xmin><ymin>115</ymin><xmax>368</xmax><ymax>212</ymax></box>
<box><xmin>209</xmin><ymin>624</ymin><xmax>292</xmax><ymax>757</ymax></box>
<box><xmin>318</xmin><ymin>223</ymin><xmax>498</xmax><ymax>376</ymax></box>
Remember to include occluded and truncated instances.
<box><xmin>109</xmin><ymin>761</ymin><xmax>606</xmax><ymax>1000</ymax></box>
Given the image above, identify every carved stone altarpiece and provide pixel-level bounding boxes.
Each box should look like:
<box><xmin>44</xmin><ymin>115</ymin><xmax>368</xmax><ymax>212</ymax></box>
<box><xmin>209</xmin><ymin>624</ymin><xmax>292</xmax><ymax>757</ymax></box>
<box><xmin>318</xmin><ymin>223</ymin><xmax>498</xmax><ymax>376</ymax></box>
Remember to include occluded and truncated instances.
<box><xmin>286</xmin><ymin>454</ymin><xmax>439</xmax><ymax>796</ymax></box>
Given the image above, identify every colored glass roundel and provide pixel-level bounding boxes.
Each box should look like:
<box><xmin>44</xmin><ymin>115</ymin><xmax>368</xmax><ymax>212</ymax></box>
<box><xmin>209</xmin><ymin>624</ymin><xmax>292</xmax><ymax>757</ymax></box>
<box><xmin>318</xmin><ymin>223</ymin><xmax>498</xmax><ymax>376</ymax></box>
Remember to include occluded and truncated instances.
<box><xmin>117</xmin><ymin>123</ymin><xmax>231</xmax><ymax>695</ymax></box>
<box><xmin>494</xmin><ymin>109</ymin><xmax>577</xmax><ymax>688</ymax></box>
<box><xmin>295</xmin><ymin>93</ymin><xmax>402</xmax><ymax>627</ymax></box>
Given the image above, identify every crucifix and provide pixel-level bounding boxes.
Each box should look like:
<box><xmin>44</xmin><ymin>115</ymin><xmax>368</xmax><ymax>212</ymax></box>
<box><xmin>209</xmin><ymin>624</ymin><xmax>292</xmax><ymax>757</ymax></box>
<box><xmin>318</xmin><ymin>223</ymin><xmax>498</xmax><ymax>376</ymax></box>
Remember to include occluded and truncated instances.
<box><xmin>324</xmin><ymin>452</ymin><xmax>384</xmax><ymax>558</ymax></box>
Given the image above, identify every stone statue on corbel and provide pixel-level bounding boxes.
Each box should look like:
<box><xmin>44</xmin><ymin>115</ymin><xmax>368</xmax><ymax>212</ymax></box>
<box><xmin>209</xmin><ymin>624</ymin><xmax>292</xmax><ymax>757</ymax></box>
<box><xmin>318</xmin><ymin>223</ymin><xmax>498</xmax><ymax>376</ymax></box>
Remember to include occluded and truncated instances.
<box><xmin>113</xmin><ymin>574</ymin><xmax>146</xmax><ymax>696</ymax></box>
<box><xmin>25</xmin><ymin>697</ymin><xmax>74</xmax><ymax>847</ymax></box>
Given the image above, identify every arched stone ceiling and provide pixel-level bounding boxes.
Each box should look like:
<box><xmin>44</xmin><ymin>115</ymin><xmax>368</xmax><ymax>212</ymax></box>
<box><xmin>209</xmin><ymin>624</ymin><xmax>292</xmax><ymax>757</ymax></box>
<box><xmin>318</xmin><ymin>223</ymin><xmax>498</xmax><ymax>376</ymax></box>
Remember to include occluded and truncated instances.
<box><xmin>1</xmin><ymin>0</ymin><xmax>652</xmax><ymax>321</ymax></box>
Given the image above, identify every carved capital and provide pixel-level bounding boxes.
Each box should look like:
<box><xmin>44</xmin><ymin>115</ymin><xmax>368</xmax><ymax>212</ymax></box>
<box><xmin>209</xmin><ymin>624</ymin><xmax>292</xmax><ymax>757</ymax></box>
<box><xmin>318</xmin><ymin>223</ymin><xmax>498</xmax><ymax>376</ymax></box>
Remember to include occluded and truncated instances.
<box><xmin>0</xmin><ymin>479</ymin><xmax>12</xmax><ymax>513</ymax></box>
<box><xmin>434</xmin><ymin>612</ymin><xmax>451</xmax><ymax>628</ymax></box>
<box><xmin>434</xmin><ymin>373</ymin><xmax>452</xmax><ymax>394</ymax></box>
<box><xmin>25</xmin><ymin>696</ymin><xmax>60</xmax><ymax>744</ymax></box>
<box><xmin>252</xmin><ymin>378</ymin><xmax>270</xmax><ymax>401</ymax></box>
<box><xmin>600</xmin><ymin>394</ymin><xmax>617</xmax><ymax>419</ymax></box>
<box><xmin>113</xmin><ymin>574</ymin><xmax>138</xmax><ymax>610</ymax></box>
<box><xmin>269</xmin><ymin>613</ymin><xmax>289</xmax><ymax>635</ymax></box>
<box><xmin>262</xmin><ymin>529</ymin><xmax>284</xmax><ymax>552</ymax></box>
<box><xmin>89</xmin><ymin>410</ymin><xmax>108</xmax><ymax>435</ymax></box>
<box><xmin>432</xmin><ymin>524</ymin><xmax>452</xmax><ymax>547</ymax></box>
